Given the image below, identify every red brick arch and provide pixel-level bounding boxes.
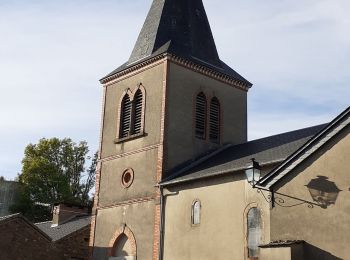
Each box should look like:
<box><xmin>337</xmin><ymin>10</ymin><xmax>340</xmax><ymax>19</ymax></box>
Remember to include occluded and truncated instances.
<box><xmin>108</xmin><ymin>225</ymin><xmax>137</xmax><ymax>257</ymax></box>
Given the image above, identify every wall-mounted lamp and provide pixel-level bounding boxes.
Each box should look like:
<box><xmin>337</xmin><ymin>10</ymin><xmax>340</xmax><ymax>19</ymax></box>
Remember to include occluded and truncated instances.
<box><xmin>245</xmin><ymin>158</ymin><xmax>278</xmax><ymax>208</ymax></box>
<box><xmin>245</xmin><ymin>158</ymin><xmax>261</xmax><ymax>188</ymax></box>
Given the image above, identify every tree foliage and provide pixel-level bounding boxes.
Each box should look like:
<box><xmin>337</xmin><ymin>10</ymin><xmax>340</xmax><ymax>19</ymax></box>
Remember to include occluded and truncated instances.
<box><xmin>11</xmin><ymin>138</ymin><xmax>97</xmax><ymax>222</ymax></box>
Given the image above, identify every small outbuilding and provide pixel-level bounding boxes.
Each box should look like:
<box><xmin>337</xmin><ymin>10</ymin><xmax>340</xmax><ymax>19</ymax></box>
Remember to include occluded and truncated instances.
<box><xmin>0</xmin><ymin>213</ymin><xmax>64</xmax><ymax>260</ymax></box>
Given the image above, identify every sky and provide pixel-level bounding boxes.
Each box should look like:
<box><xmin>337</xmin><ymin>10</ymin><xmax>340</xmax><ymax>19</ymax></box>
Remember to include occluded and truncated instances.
<box><xmin>0</xmin><ymin>0</ymin><xmax>349</xmax><ymax>180</ymax></box>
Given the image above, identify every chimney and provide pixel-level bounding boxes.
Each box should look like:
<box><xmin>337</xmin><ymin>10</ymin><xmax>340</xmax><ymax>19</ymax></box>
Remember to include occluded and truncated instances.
<box><xmin>51</xmin><ymin>203</ymin><xmax>89</xmax><ymax>227</ymax></box>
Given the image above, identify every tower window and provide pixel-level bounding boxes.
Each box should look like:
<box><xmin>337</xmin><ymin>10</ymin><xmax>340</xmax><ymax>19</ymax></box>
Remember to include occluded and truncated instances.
<box><xmin>209</xmin><ymin>97</ymin><xmax>220</xmax><ymax>143</ymax></box>
<box><xmin>191</xmin><ymin>200</ymin><xmax>201</xmax><ymax>225</ymax></box>
<box><xmin>133</xmin><ymin>89</ymin><xmax>143</xmax><ymax>135</ymax></box>
<box><xmin>119</xmin><ymin>94</ymin><xmax>132</xmax><ymax>139</ymax></box>
<box><xmin>195</xmin><ymin>92</ymin><xmax>207</xmax><ymax>139</ymax></box>
<box><xmin>117</xmin><ymin>85</ymin><xmax>146</xmax><ymax>142</ymax></box>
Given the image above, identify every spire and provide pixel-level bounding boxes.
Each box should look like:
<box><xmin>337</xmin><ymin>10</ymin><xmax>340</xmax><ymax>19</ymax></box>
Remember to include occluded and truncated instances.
<box><xmin>129</xmin><ymin>0</ymin><xmax>221</xmax><ymax>67</ymax></box>
<box><xmin>102</xmin><ymin>0</ymin><xmax>251</xmax><ymax>86</ymax></box>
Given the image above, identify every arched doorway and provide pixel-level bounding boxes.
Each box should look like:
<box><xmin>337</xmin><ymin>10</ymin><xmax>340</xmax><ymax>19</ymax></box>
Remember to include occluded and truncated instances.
<box><xmin>108</xmin><ymin>225</ymin><xmax>137</xmax><ymax>260</ymax></box>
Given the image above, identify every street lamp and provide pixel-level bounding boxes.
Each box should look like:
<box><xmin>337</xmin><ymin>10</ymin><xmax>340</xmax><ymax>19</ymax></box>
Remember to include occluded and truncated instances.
<box><xmin>245</xmin><ymin>158</ymin><xmax>261</xmax><ymax>187</ymax></box>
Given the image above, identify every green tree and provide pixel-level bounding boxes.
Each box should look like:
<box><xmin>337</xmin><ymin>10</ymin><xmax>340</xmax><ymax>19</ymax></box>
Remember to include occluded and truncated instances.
<box><xmin>11</xmin><ymin>138</ymin><xmax>97</xmax><ymax>222</ymax></box>
<box><xmin>0</xmin><ymin>176</ymin><xmax>5</xmax><ymax>181</ymax></box>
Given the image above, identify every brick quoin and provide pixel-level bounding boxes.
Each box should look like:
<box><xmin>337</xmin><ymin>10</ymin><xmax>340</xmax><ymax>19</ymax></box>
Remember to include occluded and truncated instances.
<box><xmin>89</xmin><ymin>83</ymin><xmax>106</xmax><ymax>260</ymax></box>
<box><xmin>152</xmin><ymin>59</ymin><xmax>169</xmax><ymax>260</ymax></box>
<box><xmin>107</xmin><ymin>225</ymin><xmax>137</xmax><ymax>257</ymax></box>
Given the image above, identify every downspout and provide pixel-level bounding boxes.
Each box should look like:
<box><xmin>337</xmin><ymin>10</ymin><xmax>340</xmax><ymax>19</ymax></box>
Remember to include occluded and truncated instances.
<box><xmin>158</xmin><ymin>185</ymin><xmax>164</xmax><ymax>260</ymax></box>
<box><xmin>157</xmin><ymin>184</ymin><xmax>178</xmax><ymax>260</ymax></box>
<box><xmin>270</xmin><ymin>188</ymin><xmax>275</xmax><ymax>209</ymax></box>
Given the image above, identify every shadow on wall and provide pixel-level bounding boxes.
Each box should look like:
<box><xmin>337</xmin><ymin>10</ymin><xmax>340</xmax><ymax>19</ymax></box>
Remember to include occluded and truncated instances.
<box><xmin>272</xmin><ymin>128</ymin><xmax>348</xmax><ymax>210</ymax></box>
<box><xmin>91</xmin><ymin>247</ymin><xmax>108</xmax><ymax>260</ymax></box>
<box><xmin>268</xmin><ymin>175</ymin><xmax>342</xmax><ymax>210</ymax></box>
<box><xmin>92</xmin><ymin>245</ymin><xmax>343</xmax><ymax>260</ymax></box>
<box><xmin>304</xmin><ymin>243</ymin><xmax>343</xmax><ymax>260</ymax></box>
<box><xmin>305</xmin><ymin>176</ymin><xmax>341</xmax><ymax>209</ymax></box>
<box><xmin>92</xmin><ymin>247</ymin><xmax>136</xmax><ymax>260</ymax></box>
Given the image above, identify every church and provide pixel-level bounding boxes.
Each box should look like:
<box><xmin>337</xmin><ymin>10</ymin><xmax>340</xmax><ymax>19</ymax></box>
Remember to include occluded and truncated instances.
<box><xmin>89</xmin><ymin>1</ymin><xmax>350</xmax><ymax>259</ymax></box>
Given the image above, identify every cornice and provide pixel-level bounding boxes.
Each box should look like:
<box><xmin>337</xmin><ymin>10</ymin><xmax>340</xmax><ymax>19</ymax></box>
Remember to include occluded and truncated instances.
<box><xmin>100</xmin><ymin>53</ymin><xmax>252</xmax><ymax>91</ymax></box>
<box><xmin>100</xmin><ymin>54</ymin><xmax>167</xmax><ymax>85</ymax></box>
<box><xmin>167</xmin><ymin>54</ymin><xmax>251</xmax><ymax>91</ymax></box>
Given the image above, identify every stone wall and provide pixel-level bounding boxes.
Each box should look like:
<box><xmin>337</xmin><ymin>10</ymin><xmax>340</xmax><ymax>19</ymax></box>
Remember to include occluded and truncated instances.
<box><xmin>0</xmin><ymin>215</ymin><xmax>64</xmax><ymax>260</ymax></box>
<box><xmin>56</xmin><ymin>226</ymin><xmax>90</xmax><ymax>260</ymax></box>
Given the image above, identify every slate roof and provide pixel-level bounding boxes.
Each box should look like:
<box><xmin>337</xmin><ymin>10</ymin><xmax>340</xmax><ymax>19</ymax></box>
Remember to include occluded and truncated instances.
<box><xmin>0</xmin><ymin>213</ymin><xmax>52</xmax><ymax>240</ymax></box>
<box><xmin>35</xmin><ymin>215</ymin><xmax>91</xmax><ymax>242</ymax></box>
<box><xmin>161</xmin><ymin>124</ymin><xmax>327</xmax><ymax>186</ymax></box>
<box><xmin>101</xmin><ymin>0</ymin><xmax>251</xmax><ymax>86</ymax></box>
<box><xmin>259</xmin><ymin>106</ymin><xmax>350</xmax><ymax>189</ymax></box>
<box><xmin>0</xmin><ymin>213</ymin><xmax>21</xmax><ymax>222</ymax></box>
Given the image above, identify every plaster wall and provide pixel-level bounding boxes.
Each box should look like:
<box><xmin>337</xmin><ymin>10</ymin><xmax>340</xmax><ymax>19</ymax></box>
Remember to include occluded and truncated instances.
<box><xmin>270</xmin><ymin>126</ymin><xmax>350</xmax><ymax>259</ymax></box>
<box><xmin>163</xmin><ymin>172</ymin><xmax>270</xmax><ymax>260</ymax></box>
<box><xmin>260</xmin><ymin>247</ymin><xmax>291</xmax><ymax>260</ymax></box>
<box><xmin>93</xmin><ymin>200</ymin><xmax>156</xmax><ymax>260</ymax></box>
<box><xmin>260</xmin><ymin>244</ymin><xmax>304</xmax><ymax>260</ymax></box>
<box><xmin>94</xmin><ymin>62</ymin><xmax>166</xmax><ymax>259</ymax></box>
<box><xmin>98</xmin><ymin>148</ymin><xmax>158</xmax><ymax>207</ymax></box>
<box><xmin>164</xmin><ymin>62</ymin><xmax>247</xmax><ymax>172</ymax></box>
<box><xmin>101</xmin><ymin>62</ymin><xmax>165</xmax><ymax>159</ymax></box>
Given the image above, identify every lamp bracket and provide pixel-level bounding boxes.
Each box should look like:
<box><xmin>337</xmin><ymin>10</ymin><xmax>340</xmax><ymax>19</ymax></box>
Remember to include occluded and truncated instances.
<box><xmin>256</xmin><ymin>188</ymin><xmax>315</xmax><ymax>209</ymax></box>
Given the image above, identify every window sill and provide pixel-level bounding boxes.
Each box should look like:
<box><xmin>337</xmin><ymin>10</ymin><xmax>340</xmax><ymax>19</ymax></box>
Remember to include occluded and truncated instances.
<box><xmin>114</xmin><ymin>132</ymin><xmax>147</xmax><ymax>144</ymax></box>
<box><xmin>210</xmin><ymin>139</ymin><xmax>220</xmax><ymax>144</ymax></box>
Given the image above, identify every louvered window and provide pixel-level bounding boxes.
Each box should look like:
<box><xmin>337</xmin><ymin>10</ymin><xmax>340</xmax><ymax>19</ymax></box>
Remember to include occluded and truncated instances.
<box><xmin>209</xmin><ymin>97</ymin><xmax>220</xmax><ymax>142</ymax></box>
<box><xmin>133</xmin><ymin>90</ymin><xmax>143</xmax><ymax>134</ymax></box>
<box><xmin>195</xmin><ymin>92</ymin><xmax>207</xmax><ymax>139</ymax></box>
<box><xmin>119</xmin><ymin>94</ymin><xmax>132</xmax><ymax>138</ymax></box>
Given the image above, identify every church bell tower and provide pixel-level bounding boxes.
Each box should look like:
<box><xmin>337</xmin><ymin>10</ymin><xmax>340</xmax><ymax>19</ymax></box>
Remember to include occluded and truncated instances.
<box><xmin>90</xmin><ymin>0</ymin><xmax>252</xmax><ymax>259</ymax></box>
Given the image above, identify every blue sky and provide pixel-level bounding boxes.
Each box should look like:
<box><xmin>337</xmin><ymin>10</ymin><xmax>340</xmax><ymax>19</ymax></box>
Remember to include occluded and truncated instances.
<box><xmin>0</xmin><ymin>0</ymin><xmax>349</xmax><ymax>180</ymax></box>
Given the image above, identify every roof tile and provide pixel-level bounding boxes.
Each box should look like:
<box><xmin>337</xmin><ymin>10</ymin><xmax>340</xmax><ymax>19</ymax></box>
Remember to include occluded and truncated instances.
<box><xmin>35</xmin><ymin>215</ymin><xmax>91</xmax><ymax>242</ymax></box>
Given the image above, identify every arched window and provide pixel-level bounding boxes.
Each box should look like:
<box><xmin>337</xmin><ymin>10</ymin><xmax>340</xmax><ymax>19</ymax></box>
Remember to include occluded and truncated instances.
<box><xmin>247</xmin><ymin>207</ymin><xmax>262</xmax><ymax>258</ymax></box>
<box><xmin>117</xmin><ymin>85</ymin><xmax>145</xmax><ymax>141</ymax></box>
<box><xmin>119</xmin><ymin>94</ymin><xmax>132</xmax><ymax>139</ymax></box>
<box><xmin>195</xmin><ymin>92</ymin><xmax>207</xmax><ymax>139</ymax></box>
<box><xmin>132</xmin><ymin>89</ymin><xmax>143</xmax><ymax>135</ymax></box>
<box><xmin>191</xmin><ymin>200</ymin><xmax>201</xmax><ymax>225</ymax></box>
<box><xmin>209</xmin><ymin>97</ymin><xmax>220</xmax><ymax>143</ymax></box>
